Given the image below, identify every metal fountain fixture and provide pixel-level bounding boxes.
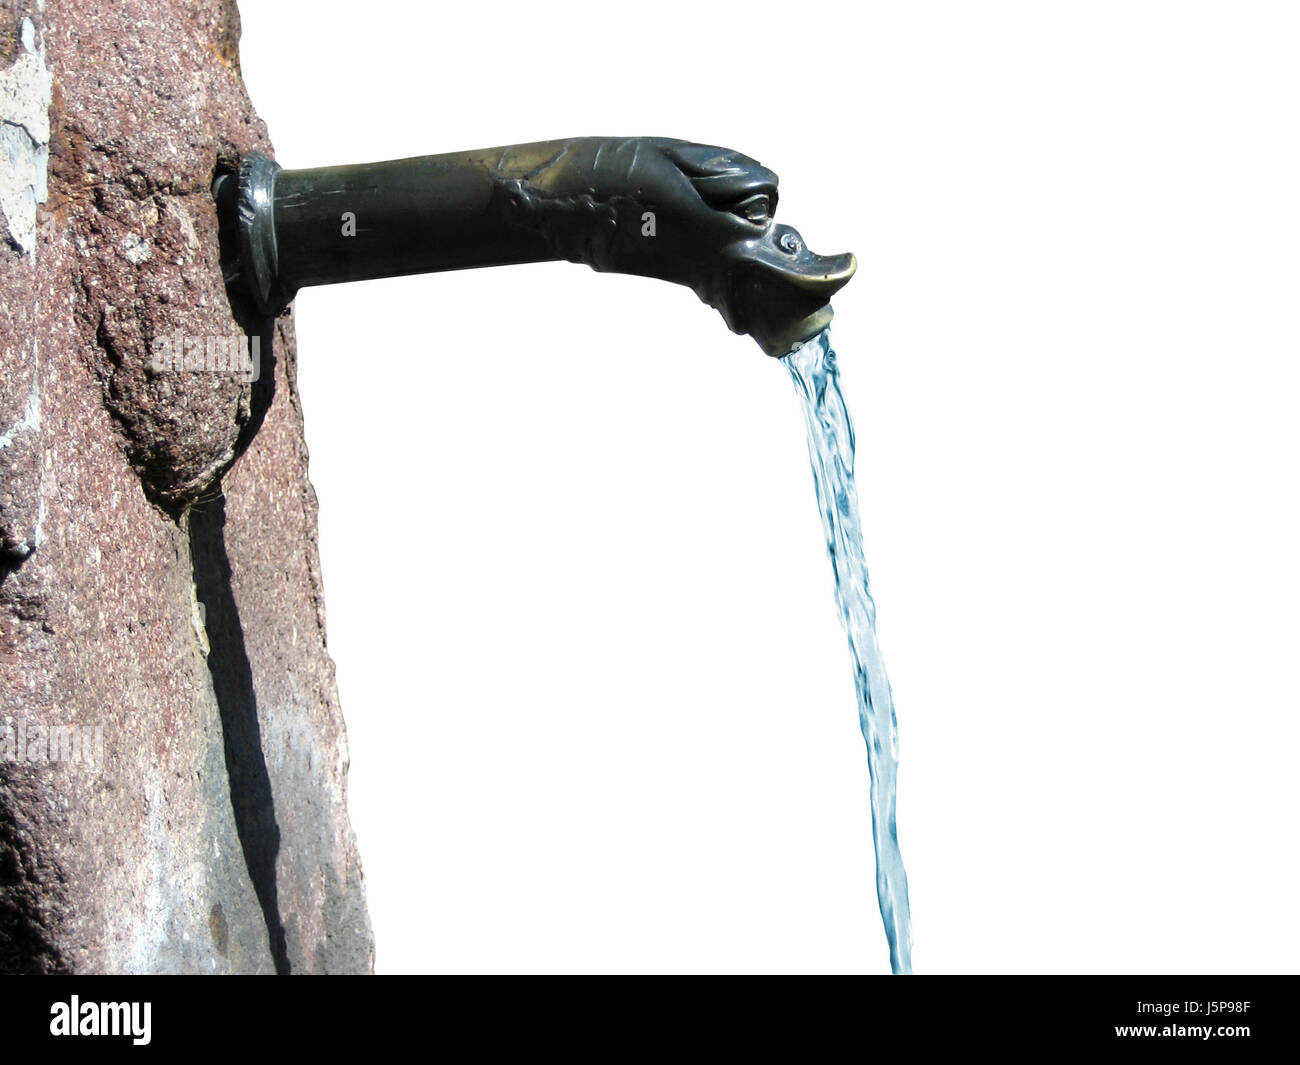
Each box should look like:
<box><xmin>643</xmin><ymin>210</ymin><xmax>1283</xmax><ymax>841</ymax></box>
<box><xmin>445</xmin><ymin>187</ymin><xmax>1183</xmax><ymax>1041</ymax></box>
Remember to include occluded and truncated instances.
<box><xmin>215</xmin><ymin>137</ymin><xmax>855</xmax><ymax>356</ymax></box>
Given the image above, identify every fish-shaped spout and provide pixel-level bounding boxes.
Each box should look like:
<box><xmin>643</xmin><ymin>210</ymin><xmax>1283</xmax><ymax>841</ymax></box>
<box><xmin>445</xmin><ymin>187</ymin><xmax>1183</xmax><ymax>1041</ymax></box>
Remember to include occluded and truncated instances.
<box><xmin>217</xmin><ymin>137</ymin><xmax>855</xmax><ymax>356</ymax></box>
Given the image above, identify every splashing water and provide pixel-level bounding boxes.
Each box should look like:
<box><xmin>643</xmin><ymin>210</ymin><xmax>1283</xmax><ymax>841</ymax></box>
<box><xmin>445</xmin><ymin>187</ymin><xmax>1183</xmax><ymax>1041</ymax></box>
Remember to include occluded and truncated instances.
<box><xmin>783</xmin><ymin>328</ymin><xmax>913</xmax><ymax>974</ymax></box>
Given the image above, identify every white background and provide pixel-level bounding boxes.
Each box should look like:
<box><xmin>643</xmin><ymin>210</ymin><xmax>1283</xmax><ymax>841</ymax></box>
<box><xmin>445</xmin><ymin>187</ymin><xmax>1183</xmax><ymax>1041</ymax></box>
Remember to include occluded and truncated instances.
<box><xmin>238</xmin><ymin>2</ymin><xmax>1299</xmax><ymax>974</ymax></box>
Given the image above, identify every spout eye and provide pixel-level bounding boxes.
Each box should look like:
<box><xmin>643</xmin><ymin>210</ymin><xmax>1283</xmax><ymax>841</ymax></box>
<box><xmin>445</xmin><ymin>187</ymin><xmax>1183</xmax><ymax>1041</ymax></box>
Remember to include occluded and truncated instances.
<box><xmin>661</xmin><ymin>143</ymin><xmax>780</xmax><ymax>226</ymax></box>
<box><xmin>730</xmin><ymin>193</ymin><xmax>773</xmax><ymax>226</ymax></box>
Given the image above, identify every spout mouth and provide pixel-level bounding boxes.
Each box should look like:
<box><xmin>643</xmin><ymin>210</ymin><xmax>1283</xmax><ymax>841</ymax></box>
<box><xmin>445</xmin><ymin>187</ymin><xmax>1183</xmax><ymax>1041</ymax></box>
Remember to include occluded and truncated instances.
<box><xmin>767</xmin><ymin>303</ymin><xmax>837</xmax><ymax>357</ymax></box>
<box><xmin>717</xmin><ymin>233</ymin><xmax>857</xmax><ymax>356</ymax></box>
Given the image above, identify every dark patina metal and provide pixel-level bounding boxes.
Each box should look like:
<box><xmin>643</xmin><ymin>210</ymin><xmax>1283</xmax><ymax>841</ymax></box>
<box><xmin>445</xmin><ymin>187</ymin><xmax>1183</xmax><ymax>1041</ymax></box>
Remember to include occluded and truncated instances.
<box><xmin>215</xmin><ymin>137</ymin><xmax>855</xmax><ymax>356</ymax></box>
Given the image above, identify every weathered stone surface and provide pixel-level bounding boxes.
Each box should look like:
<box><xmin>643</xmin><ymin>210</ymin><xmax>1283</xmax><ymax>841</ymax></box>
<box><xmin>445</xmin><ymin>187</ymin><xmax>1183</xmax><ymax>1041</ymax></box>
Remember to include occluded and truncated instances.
<box><xmin>0</xmin><ymin>0</ymin><xmax>371</xmax><ymax>972</ymax></box>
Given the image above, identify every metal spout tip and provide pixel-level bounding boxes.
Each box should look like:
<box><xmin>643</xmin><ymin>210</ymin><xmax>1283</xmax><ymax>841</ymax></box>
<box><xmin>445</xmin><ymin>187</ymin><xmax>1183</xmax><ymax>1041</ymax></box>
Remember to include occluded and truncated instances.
<box><xmin>768</xmin><ymin>305</ymin><xmax>838</xmax><ymax>358</ymax></box>
<box><xmin>759</xmin><ymin>251</ymin><xmax>855</xmax><ymax>356</ymax></box>
<box><xmin>715</xmin><ymin>231</ymin><xmax>856</xmax><ymax>356</ymax></box>
<box><xmin>798</xmin><ymin>251</ymin><xmax>857</xmax><ymax>296</ymax></box>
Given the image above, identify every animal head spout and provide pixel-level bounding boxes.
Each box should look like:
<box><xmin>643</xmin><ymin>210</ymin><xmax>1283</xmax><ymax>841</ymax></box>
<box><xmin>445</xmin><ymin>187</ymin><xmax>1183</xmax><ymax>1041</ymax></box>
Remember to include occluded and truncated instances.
<box><xmin>646</xmin><ymin>141</ymin><xmax>858</xmax><ymax>355</ymax></box>
<box><xmin>221</xmin><ymin>137</ymin><xmax>856</xmax><ymax>356</ymax></box>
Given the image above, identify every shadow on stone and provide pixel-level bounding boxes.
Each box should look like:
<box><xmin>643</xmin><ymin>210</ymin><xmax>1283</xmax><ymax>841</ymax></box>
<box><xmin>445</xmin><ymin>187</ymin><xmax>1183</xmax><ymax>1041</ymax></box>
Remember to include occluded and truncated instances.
<box><xmin>188</xmin><ymin>300</ymin><xmax>288</xmax><ymax>974</ymax></box>
<box><xmin>190</xmin><ymin>492</ymin><xmax>291</xmax><ymax>975</ymax></box>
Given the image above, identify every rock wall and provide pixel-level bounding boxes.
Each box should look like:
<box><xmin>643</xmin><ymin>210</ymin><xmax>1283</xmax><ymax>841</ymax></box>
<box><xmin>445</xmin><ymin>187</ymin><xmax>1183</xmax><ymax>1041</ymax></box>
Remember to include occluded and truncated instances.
<box><xmin>0</xmin><ymin>0</ymin><xmax>372</xmax><ymax>973</ymax></box>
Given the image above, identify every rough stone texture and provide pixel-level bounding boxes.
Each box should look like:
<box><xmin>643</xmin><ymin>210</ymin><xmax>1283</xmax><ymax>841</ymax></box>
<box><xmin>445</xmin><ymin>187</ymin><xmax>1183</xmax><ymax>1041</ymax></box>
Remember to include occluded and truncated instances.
<box><xmin>0</xmin><ymin>0</ymin><xmax>372</xmax><ymax>972</ymax></box>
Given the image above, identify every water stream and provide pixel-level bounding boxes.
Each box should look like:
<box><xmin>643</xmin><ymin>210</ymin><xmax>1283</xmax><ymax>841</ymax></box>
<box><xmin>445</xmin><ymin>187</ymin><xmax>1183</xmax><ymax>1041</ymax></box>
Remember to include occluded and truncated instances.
<box><xmin>783</xmin><ymin>328</ymin><xmax>913</xmax><ymax>974</ymax></box>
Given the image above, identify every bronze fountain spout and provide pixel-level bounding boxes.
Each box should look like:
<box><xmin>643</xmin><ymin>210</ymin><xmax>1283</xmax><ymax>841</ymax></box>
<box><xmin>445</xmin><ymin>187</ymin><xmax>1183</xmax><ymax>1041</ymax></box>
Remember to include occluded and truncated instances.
<box><xmin>215</xmin><ymin>137</ymin><xmax>856</xmax><ymax>356</ymax></box>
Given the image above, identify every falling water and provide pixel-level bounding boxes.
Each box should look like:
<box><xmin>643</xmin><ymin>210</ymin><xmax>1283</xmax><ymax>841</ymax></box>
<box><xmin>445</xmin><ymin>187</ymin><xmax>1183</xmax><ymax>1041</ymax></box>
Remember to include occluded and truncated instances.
<box><xmin>783</xmin><ymin>328</ymin><xmax>913</xmax><ymax>974</ymax></box>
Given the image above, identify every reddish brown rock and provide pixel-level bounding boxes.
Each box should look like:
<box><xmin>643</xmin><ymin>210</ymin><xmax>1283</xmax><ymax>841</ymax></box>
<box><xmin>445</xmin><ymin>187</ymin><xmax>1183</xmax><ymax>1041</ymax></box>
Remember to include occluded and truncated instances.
<box><xmin>0</xmin><ymin>0</ymin><xmax>371</xmax><ymax>973</ymax></box>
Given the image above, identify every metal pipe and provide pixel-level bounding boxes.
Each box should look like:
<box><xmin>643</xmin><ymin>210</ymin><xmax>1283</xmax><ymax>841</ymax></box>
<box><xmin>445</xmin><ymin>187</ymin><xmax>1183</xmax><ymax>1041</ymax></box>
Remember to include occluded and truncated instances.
<box><xmin>216</xmin><ymin>137</ymin><xmax>856</xmax><ymax>356</ymax></box>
